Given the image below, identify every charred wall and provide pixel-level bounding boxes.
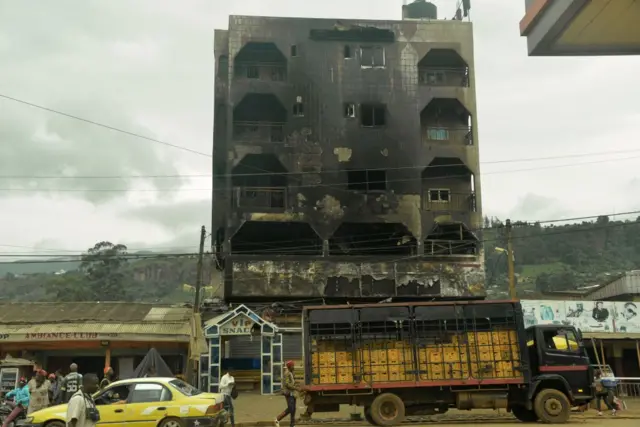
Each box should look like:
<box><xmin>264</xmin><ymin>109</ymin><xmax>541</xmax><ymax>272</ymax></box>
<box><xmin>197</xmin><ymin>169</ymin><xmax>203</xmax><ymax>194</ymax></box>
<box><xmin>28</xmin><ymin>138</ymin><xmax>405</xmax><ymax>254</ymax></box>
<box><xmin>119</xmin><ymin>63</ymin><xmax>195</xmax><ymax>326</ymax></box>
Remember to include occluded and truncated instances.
<box><xmin>213</xmin><ymin>15</ymin><xmax>484</xmax><ymax>301</ymax></box>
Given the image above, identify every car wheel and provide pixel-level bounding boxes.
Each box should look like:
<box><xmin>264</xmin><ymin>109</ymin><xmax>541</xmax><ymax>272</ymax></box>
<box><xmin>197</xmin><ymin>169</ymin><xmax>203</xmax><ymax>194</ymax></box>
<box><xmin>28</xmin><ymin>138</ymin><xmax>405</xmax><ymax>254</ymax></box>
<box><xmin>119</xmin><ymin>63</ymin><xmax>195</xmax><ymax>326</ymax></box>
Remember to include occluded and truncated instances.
<box><xmin>369</xmin><ymin>393</ymin><xmax>405</xmax><ymax>427</ymax></box>
<box><xmin>45</xmin><ymin>421</ymin><xmax>66</xmax><ymax>427</ymax></box>
<box><xmin>158</xmin><ymin>417</ymin><xmax>185</xmax><ymax>427</ymax></box>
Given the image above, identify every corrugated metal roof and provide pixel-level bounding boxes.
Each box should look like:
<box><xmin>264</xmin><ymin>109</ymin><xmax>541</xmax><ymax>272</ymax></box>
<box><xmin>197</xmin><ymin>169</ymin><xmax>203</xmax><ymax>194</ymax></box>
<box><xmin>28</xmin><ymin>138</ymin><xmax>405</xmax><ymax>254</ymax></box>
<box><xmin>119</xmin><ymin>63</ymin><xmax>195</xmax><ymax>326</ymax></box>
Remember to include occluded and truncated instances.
<box><xmin>0</xmin><ymin>322</ymin><xmax>191</xmax><ymax>339</ymax></box>
<box><xmin>0</xmin><ymin>302</ymin><xmax>192</xmax><ymax>325</ymax></box>
<box><xmin>584</xmin><ymin>332</ymin><xmax>640</xmax><ymax>340</ymax></box>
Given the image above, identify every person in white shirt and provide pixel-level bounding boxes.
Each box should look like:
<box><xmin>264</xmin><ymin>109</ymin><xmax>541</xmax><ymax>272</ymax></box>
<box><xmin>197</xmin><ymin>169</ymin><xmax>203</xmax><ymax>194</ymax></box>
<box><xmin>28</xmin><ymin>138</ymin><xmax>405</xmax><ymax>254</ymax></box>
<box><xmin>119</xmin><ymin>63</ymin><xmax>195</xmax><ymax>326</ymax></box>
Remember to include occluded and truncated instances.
<box><xmin>66</xmin><ymin>374</ymin><xmax>100</xmax><ymax>427</ymax></box>
<box><xmin>219</xmin><ymin>369</ymin><xmax>236</xmax><ymax>427</ymax></box>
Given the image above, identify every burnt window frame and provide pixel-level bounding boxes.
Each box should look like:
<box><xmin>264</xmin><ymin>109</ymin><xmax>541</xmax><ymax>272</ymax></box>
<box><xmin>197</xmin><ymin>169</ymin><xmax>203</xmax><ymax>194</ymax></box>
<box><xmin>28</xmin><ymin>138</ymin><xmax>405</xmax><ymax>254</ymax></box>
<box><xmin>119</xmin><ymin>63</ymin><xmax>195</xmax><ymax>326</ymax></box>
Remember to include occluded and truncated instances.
<box><xmin>293</xmin><ymin>100</ymin><xmax>304</xmax><ymax>117</ymax></box>
<box><xmin>290</xmin><ymin>45</ymin><xmax>298</xmax><ymax>57</ymax></box>
<box><xmin>360</xmin><ymin>103</ymin><xmax>386</xmax><ymax>127</ymax></box>
<box><xmin>360</xmin><ymin>46</ymin><xmax>385</xmax><ymax>68</ymax></box>
<box><xmin>344</xmin><ymin>103</ymin><xmax>356</xmax><ymax>118</ymax></box>
<box><xmin>428</xmin><ymin>188</ymin><xmax>451</xmax><ymax>203</ymax></box>
<box><xmin>344</xmin><ymin>45</ymin><xmax>352</xmax><ymax>59</ymax></box>
<box><xmin>347</xmin><ymin>169</ymin><xmax>387</xmax><ymax>192</ymax></box>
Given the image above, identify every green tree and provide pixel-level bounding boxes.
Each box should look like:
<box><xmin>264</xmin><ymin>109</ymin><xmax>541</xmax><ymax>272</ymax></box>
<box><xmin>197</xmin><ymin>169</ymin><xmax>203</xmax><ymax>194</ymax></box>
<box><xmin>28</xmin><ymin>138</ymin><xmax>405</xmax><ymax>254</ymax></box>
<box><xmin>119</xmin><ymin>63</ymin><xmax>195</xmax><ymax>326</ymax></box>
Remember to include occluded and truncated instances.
<box><xmin>81</xmin><ymin>241</ymin><xmax>131</xmax><ymax>301</ymax></box>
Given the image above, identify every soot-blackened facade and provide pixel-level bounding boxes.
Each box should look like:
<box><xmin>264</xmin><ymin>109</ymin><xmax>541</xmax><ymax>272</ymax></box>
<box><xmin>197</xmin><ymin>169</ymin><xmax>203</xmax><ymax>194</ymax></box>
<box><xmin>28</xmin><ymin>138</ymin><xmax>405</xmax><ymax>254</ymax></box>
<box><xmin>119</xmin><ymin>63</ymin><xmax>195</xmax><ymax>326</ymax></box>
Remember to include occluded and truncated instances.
<box><xmin>213</xmin><ymin>12</ymin><xmax>484</xmax><ymax>302</ymax></box>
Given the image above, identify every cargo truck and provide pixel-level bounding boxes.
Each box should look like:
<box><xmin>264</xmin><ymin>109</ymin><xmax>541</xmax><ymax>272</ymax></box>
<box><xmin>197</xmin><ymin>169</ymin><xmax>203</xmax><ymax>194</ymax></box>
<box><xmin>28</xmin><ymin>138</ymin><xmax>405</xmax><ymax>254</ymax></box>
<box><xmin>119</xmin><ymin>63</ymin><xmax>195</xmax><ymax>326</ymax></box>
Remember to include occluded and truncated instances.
<box><xmin>301</xmin><ymin>300</ymin><xmax>593</xmax><ymax>425</ymax></box>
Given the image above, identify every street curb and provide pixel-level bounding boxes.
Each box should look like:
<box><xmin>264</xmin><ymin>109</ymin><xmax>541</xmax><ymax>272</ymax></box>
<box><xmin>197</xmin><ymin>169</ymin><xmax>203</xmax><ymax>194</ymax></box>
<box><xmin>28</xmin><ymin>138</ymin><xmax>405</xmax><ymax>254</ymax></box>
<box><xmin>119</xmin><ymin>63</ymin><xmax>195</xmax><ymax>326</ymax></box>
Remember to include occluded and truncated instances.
<box><xmin>233</xmin><ymin>413</ymin><xmax>640</xmax><ymax>427</ymax></box>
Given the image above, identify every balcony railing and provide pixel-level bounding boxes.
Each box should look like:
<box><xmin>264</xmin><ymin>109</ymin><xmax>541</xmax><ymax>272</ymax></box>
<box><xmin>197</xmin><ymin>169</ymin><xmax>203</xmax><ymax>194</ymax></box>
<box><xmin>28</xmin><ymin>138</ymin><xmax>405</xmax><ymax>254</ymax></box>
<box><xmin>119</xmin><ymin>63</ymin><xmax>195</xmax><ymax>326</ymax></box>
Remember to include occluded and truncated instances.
<box><xmin>423</xmin><ymin>191</ymin><xmax>476</xmax><ymax>212</ymax></box>
<box><xmin>233</xmin><ymin>122</ymin><xmax>285</xmax><ymax>143</ymax></box>
<box><xmin>234</xmin><ymin>62</ymin><xmax>287</xmax><ymax>82</ymax></box>
<box><xmin>422</xmin><ymin>127</ymin><xmax>473</xmax><ymax>145</ymax></box>
<box><xmin>232</xmin><ymin>187</ymin><xmax>287</xmax><ymax>210</ymax></box>
<box><xmin>418</xmin><ymin>67</ymin><xmax>469</xmax><ymax>87</ymax></box>
<box><xmin>424</xmin><ymin>239</ymin><xmax>478</xmax><ymax>256</ymax></box>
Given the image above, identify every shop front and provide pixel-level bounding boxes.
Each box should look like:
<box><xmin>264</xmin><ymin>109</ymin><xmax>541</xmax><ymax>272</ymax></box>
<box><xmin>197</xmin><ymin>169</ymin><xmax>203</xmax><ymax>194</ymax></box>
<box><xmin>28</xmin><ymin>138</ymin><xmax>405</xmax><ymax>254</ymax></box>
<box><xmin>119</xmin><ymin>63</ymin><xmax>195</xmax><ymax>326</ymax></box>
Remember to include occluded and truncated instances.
<box><xmin>0</xmin><ymin>302</ymin><xmax>196</xmax><ymax>379</ymax></box>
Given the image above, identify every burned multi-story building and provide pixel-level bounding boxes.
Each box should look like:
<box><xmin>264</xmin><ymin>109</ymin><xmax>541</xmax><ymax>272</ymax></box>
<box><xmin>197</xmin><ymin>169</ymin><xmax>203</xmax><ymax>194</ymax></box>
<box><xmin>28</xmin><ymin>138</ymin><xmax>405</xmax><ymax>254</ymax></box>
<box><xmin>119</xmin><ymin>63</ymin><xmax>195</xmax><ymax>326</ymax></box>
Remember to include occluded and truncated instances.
<box><xmin>212</xmin><ymin>0</ymin><xmax>484</xmax><ymax>303</ymax></box>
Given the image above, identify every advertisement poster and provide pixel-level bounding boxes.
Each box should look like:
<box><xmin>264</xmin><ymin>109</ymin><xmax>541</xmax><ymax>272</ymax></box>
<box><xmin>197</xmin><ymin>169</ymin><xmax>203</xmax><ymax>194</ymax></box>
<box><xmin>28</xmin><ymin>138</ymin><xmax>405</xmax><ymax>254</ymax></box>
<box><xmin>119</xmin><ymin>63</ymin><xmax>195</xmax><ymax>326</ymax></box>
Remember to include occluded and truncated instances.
<box><xmin>521</xmin><ymin>299</ymin><xmax>622</xmax><ymax>333</ymax></box>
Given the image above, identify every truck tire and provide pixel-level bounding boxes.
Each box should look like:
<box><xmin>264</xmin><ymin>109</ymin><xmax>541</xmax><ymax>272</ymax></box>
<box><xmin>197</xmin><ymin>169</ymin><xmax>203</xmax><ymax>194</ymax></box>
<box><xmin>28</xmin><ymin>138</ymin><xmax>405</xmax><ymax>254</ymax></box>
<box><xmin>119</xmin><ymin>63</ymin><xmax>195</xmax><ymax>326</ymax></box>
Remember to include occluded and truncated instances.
<box><xmin>364</xmin><ymin>406</ymin><xmax>378</xmax><ymax>426</ymax></box>
<box><xmin>533</xmin><ymin>388</ymin><xmax>571</xmax><ymax>423</ymax></box>
<box><xmin>512</xmin><ymin>406</ymin><xmax>539</xmax><ymax>422</ymax></box>
<box><xmin>369</xmin><ymin>393</ymin><xmax>405</xmax><ymax>426</ymax></box>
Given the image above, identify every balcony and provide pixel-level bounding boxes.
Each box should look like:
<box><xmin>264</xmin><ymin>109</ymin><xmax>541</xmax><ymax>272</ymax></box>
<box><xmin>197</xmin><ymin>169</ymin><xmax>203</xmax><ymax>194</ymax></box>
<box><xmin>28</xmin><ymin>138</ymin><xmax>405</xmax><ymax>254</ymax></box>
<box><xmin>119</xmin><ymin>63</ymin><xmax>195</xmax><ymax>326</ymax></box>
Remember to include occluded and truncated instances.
<box><xmin>234</xmin><ymin>42</ymin><xmax>288</xmax><ymax>82</ymax></box>
<box><xmin>423</xmin><ymin>191</ymin><xmax>476</xmax><ymax>212</ymax></box>
<box><xmin>233</xmin><ymin>121</ymin><xmax>285</xmax><ymax>143</ymax></box>
<box><xmin>424</xmin><ymin>239</ymin><xmax>478</xmax><ymax>256</ymax></box>
<box><xmin>422</xmin><ymin>126</ymin><xmax>473</xmax><ymax>145</ymax></box>
<box><xmin>234</xmin><ymin>62</ymin><xmax>287</xmax><ymax>82</ymax></box>
<box><xmin>418</xmin><ymin>67</ymin><xmax>469</xmax><ymax>87</ymax></box>
<box><xmin>232</xmin><ymin>186</ymin><xmax>286</xmax><ymax>210</ymax></box>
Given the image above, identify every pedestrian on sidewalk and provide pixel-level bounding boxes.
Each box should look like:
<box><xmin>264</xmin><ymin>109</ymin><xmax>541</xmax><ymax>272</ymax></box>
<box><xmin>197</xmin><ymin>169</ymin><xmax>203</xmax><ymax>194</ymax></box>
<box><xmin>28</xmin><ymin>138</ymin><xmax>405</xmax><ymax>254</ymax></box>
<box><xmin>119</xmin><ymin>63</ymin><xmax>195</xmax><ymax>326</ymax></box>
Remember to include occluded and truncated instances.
<box><xmin>219</xmin><ymin>369</ymin><xmax>236</xmax><ymax>427</ymax></box>
<box><xmin>595</xmin><ymin>371</ymin><xmax>616</xmax><ymax>416</ymax></box>
<box><xmin>275</xmin><ymin>361</ymin><xmax>301</xmax><ymax>427</ymax></box>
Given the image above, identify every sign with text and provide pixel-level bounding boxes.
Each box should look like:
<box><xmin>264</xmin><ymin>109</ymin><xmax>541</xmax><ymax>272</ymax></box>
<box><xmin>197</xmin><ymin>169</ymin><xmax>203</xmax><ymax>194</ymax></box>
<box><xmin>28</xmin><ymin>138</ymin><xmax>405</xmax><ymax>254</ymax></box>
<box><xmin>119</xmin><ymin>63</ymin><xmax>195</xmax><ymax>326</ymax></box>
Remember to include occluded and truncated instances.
<box><xmin>219</xmin><ymin>314</ymin><xmax>256</xmax><ymax>336</ymax></box>
<box><xmin>24</xmin><ymin>332</ymin><xmax>119</xmax><ymax>341</ymax></box>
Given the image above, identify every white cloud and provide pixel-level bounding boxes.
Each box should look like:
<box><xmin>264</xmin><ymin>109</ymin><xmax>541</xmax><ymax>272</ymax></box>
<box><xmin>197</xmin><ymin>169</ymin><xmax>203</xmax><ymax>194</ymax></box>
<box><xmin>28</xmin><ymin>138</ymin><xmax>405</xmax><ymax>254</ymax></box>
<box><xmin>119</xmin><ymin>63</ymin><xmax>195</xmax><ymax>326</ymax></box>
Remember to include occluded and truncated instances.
<box><xmin>1</xmin><ymin>0</ymin><xmax>640</xmax><ymax>255</ymax></box>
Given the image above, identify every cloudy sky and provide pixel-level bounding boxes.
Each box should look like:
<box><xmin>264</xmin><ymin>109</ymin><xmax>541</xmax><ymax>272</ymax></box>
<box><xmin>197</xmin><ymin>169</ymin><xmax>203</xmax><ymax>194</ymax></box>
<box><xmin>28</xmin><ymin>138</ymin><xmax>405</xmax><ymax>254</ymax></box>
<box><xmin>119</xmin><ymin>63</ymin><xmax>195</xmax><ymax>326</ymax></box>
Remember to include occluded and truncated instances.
<box><xmin>1</xmin><ymin>0</ymin><xmax>640</xmax><ymax>257</ymax></box>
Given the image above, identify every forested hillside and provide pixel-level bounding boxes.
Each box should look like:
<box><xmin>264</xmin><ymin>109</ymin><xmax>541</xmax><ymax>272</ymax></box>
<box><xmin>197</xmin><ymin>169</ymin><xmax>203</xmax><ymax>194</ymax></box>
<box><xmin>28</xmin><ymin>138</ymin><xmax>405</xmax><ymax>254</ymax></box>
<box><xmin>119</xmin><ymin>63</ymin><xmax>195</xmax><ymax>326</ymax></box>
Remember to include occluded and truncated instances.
<box><xmin>2</xmin><ymin>215</ymin><xmax>639</xmax><ymax>302</ymax></box>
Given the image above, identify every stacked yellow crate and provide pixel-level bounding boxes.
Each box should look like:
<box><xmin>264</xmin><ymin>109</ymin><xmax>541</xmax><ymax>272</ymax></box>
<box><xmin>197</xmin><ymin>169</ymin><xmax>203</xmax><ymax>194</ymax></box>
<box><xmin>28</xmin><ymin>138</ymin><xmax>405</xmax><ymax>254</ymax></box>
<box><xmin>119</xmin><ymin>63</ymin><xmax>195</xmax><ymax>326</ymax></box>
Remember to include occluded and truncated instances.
<box><xmin>466</xmin><ymin>330</ymin><xmax>521</xmax><ymax>379</ymax></box>
<box><xmin>417</xmin><ymin>342</ymin><xmax>469</xmax><ymax>380</ymax></box>
<box><xmin>310</xmin><ymin>340</ymin><xmax>356</xmax><ymax>384</ymax></box>
<box><xmin>360</xmin><ymin>341</ymin><xmax>414</xmax><ymax>382</ymax></box>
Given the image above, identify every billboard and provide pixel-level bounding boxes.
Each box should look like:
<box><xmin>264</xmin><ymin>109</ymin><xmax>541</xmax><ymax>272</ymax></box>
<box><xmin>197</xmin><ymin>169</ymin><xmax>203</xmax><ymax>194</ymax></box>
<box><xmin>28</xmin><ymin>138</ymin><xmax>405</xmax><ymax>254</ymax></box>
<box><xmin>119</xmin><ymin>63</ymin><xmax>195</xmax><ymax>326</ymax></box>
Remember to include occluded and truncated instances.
<box><xmin>521</xmin><ymin>300</ymin><xmax>640</xmax><ymax>333</ymax></box>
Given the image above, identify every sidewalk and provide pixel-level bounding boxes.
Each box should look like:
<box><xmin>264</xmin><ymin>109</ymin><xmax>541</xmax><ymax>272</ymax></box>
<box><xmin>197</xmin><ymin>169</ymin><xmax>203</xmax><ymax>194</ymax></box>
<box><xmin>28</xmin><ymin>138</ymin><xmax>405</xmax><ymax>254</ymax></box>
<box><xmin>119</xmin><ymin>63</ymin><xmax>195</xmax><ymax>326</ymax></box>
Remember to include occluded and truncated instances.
<box><xmin>230</xmin><ymin>393</ymin><xmax>640</xmax><ymax>427</ymax></box>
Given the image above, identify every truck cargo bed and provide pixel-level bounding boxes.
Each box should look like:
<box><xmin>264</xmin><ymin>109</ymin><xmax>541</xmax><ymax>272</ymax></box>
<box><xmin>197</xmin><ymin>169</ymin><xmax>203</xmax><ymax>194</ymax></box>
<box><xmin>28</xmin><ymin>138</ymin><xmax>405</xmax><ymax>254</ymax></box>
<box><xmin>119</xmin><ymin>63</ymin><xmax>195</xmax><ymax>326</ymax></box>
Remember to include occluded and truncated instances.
<box><xmin>303</xmin><ymin>300</ymin><xmax>529</xmax><ymax>389</ymax></box>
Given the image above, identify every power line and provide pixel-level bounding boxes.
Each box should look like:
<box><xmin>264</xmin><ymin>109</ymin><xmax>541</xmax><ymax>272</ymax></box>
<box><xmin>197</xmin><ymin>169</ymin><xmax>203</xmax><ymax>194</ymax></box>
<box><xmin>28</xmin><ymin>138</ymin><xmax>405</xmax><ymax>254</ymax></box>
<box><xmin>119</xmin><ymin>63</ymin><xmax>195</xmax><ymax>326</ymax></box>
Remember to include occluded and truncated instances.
<box><xmin>2</xmin><ymin>209</ymin><xmax>639</xmax><ymax>261</ymax></box>
<box><xmin>2</xmin><ymin>151</ymin><xmax>640</xmax><ymax>181</ymax></box>
<box><xmin>2</xmin><ymin>154</ymin><xmax>640</xmax><ymax>193</ymax></box>
<box><xmin>0</xmin><ymin>93</ymin><xmax>211</xmax><ymax>158</ymax></box>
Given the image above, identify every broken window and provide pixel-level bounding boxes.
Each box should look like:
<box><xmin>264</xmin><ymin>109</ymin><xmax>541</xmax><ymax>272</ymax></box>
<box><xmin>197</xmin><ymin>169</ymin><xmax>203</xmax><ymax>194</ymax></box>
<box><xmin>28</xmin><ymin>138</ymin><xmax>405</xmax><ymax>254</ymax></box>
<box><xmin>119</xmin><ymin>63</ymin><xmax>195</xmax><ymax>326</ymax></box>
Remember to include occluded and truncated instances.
<box><xmin>218</xmin><ymin>56</ymin><xmax>228</xmax><ymax>80</ymax></box>
<box><xmin>417</xmin><ymin>49</ymin><xmax>469</xmax><ymax>87</ymax></box>
<box><xmin>361</xmin><ymin>46</ymin><xmax>384</xmax><ymax>67</ymax></box>
<box><xmin>347</xmin><ymin>170</ymin><xmax>386</xmax><ymax>192</ymax></box>
<box><xmin>247</xmin><ymin>66</ymin><xmax>259</xmax><ymax>79</ymax></box>
<box><xmin>291</xmin><ymin>45</ymin><xmax>298</xmax><ymax>57</ymax></box>
<box><xmin>344</xmin><ymin>103</ymin><xmax>356</xmax><ymax>118</ymax></box>
<box><xmin>293</xmin><ymin>102</ymin><xmax>304</xmax><ymax>117</ymax></box>
<box><xmin>329</xmin><ymin>222</ymin><xmax>416</xmax><ymax>256</ymax></box>
<box><xmin>428</xmin><ymin>189</ymin><xmax>450</xmax><ymax>203</ymax></box>
<box><xmin>424</xmin><ymin>223</ymin><xmax>478</xmax><ymax>256</ymax></box>
<box><xmin>361</xmin><ymin>104</ymin><xmax>386</xmax><ymax>127</ymax></box>
<box><xmin>344</xmin><ymin>45</ymin><xmax>352</xmax><ymax>59</ymax></box>
<box><xmin>231</xmin><ymin>154</ymin><xmax>288</xmax><ymax>210</ymax></box>
<box><xmin>231</xmin><ymin>221</ymin><xmax>323</xmax><ymax>255</ymax></box>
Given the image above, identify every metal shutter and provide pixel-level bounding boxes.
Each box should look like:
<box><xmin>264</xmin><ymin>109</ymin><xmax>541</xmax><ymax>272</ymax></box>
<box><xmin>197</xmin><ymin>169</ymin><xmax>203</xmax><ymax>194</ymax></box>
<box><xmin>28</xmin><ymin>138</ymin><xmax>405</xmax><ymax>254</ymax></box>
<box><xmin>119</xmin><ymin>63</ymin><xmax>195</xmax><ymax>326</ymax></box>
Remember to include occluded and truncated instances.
<box><xmin>282</xmin><ymin>333</ymin><xmax>303</xmax><ymax>360</ymax></box>
<box><xmin>228</xmin><ymin>335</ymin><xmax>262</xmax><ymax>357</ymax></box>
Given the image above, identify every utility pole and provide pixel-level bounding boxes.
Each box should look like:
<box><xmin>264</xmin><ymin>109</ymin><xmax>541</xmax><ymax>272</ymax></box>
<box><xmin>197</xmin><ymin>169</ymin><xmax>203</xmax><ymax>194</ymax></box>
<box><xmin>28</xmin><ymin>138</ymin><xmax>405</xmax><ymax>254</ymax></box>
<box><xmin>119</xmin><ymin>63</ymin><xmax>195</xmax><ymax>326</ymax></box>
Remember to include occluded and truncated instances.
<box><xmin>194</xmin><ymin>225</ymin><xmax>206</xmax><ymax>313</ymax></box>
<box><xmin>505</xmin><ymin>219</ymin><xmax>516</xmax><ymax>300</ymax></box>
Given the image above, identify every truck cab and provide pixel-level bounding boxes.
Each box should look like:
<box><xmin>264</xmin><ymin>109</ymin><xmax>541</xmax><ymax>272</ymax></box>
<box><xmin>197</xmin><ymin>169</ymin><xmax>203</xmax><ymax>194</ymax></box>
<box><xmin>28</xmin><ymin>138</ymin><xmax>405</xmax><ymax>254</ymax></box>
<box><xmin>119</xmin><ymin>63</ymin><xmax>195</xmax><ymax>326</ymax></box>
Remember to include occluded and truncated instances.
<box><xmin>526</xmin><ymin>325</ymin><xmax>594</xmax><ymax>407</ymax></box>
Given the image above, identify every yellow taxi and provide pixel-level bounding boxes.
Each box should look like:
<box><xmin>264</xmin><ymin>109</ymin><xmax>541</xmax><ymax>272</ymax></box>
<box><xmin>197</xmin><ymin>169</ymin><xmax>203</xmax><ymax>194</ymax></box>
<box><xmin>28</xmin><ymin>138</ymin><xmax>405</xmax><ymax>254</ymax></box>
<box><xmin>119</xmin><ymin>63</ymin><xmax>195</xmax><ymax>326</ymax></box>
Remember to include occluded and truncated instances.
<box><xmin>23</xmin><ymin>377</ymin><xmax>226</xmax><ymax>427</ymax></box>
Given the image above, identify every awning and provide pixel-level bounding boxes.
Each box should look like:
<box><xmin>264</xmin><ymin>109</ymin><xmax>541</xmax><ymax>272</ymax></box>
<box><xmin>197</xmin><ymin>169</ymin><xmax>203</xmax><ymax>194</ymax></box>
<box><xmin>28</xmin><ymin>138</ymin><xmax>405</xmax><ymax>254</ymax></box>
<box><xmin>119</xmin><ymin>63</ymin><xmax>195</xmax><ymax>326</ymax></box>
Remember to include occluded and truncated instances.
<box><xmin>583</xmin><ymin>332</ymin><xmax>640</xmax><ymax>340</ymax></box>
<box><xmin>0</xmin><ymin>322</ymin><xmax>191</xmax><ymax>343</ymax></box>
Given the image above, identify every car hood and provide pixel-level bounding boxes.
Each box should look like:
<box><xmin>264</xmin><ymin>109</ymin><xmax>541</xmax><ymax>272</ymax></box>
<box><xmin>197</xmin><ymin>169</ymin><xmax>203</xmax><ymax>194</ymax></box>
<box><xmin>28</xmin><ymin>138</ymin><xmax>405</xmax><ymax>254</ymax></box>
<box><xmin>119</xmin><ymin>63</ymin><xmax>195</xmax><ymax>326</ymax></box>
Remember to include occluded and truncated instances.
<box><xmin>29</xmin><ymin>404</ymin><xmax>69</xmax><ymax>422</ymax></box>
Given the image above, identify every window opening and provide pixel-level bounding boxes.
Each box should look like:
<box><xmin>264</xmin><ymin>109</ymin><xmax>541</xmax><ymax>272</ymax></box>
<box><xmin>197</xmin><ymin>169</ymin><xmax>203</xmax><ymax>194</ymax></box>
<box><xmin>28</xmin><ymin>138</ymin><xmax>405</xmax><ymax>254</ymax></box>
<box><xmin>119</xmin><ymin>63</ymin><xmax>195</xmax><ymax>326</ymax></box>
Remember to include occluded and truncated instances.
<box><xmin>293</xmin><ymin>102</ymin><xmax>304</xmax><ymax>117</ymax></box>
<box><xmin>428</xmin><ymin>189</ymin><xmax>450</xmax><ymax>203</ymax></box>
<box><xmin>344</xmin><ymin>103</ymin><xmax>356</xmax><ymax>118</ymax></box>
<box><xmin>361</xmin><ymin>104</ymin><xmax>386</xmax><ymax>127</ymax></box>
<box><xmin>344</xmin><ymin>45</ymin><xmax>352</xmax><ymax>59</ymax></box>
<box><xmin>291</xmin><ymin>45</ymin><xmax>298</xmax><ymax>57</ymax></box>
<box><xmin>360</xmin><ymin>46</ymin><xmax>384</xmax><ymax>67</ymax></box>
<box><xmin>347</xmin><ymin>170</ymin><xmax>387</xmax><ymax>192</ymax></box>
<box><xmin>247</xmin><ymin>66</ymin><xmax>259</xmax><ymax>79</ymax></box>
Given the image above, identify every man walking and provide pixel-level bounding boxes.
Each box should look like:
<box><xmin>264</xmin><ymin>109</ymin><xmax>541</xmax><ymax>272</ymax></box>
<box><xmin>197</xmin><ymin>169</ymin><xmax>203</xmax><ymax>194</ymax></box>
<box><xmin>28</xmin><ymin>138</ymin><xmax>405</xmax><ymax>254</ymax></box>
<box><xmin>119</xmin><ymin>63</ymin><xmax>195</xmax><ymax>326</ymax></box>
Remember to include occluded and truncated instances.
<box><xmin>2</xmin><ymin>377</ymin><xmax>29</xmax><ymax>427</ymax></box>
<box><xmin>66</xmin><ymin>374</ymin><xmax>100</xmax><ymax>427</ymax></box>
<box><xmin>275</xmin><ymin>361</ymin><xmax>300</xmax><ymax>427</ymax></box>
<box><xmin>219</xmin><ymin>369</ymin><xmax>236</xmax><ymax>427</ymax></box>
<box><xmin>60</xmin><ymin>364</ymin><xmax>83</xmax><ymax>404</ymax></box>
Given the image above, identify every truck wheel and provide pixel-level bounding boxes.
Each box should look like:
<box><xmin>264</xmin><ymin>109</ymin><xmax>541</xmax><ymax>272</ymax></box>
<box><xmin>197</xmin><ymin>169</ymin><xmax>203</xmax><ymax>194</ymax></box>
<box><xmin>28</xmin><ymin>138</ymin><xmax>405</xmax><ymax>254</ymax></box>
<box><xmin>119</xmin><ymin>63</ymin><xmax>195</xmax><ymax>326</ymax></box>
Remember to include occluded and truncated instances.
<box><xmin>370</xmin><ymin>393</ymin><xmax>405</xmax><ymax>426</ymax></box>
<box><xmin>512</xmin><ymin>406</ymin><xmax>539</xmax><ymax>422</ymax></box>
<box><xmin>364</xmin><ymin>406</ymin><xmax>378</xmax><ymax>426</ymax></box>
<box><xmin>534</xmin><ymin>389</ymin><xmax>570</xmax><ymax>423</ymax></box>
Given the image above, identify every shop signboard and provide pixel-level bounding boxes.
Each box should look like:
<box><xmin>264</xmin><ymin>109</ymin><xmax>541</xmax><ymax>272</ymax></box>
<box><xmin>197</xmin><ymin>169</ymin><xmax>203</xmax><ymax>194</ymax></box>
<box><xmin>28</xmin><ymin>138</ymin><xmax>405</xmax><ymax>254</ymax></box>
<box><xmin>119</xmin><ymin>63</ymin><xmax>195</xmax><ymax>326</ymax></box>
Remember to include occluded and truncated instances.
<box><xmin>219</xmin><ymin>314</ymin><xmax>255</xmax><ymax>335</ymax></box>
<box><xmin>521</xmin><ymin>299</ymin><xmax>640</xmax><ymax>333</ymax></box>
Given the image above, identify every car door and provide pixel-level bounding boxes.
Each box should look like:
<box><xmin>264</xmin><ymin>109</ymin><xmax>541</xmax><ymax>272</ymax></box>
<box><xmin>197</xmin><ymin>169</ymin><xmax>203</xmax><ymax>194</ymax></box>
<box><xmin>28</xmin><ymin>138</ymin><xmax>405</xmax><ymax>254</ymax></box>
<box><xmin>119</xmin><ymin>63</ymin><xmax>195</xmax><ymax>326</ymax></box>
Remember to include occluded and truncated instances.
<box><xmin>125</xmin><ymin>382</ymin><xmax>174</xmax><ymax>427</ymax></box>
<box><xmin>93</xmin><ymin>384</ymin><xmax>133</xmax><ymax>427</ymax></box>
